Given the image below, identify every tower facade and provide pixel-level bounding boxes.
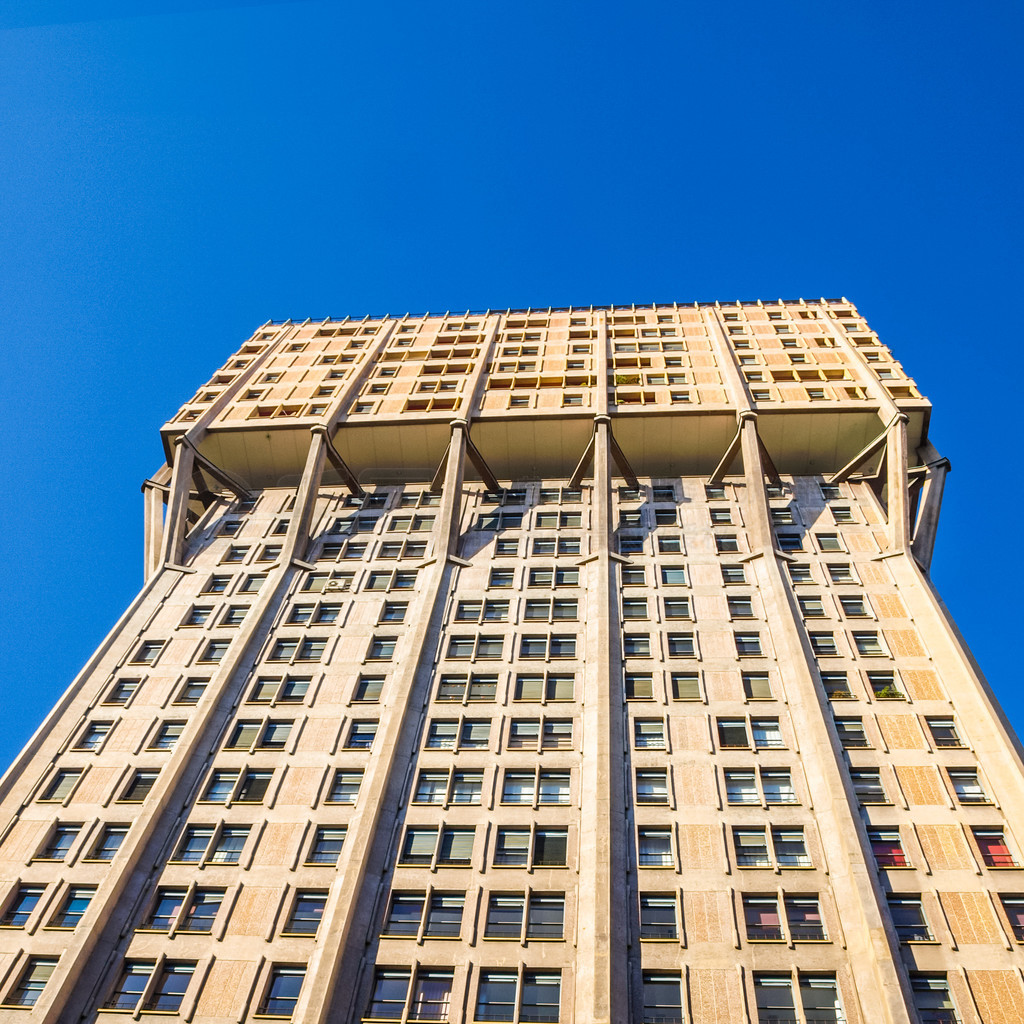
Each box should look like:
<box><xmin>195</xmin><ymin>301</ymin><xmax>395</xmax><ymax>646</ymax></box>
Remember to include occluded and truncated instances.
<box><xmin>0</xmin><ymin>300</ymin><xmax>1019</xmax><ymax>1024</ymax></box>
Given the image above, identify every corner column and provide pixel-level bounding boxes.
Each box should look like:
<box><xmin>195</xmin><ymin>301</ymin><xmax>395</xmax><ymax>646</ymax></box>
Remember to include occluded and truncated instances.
<box><xmin>157</xmin><ymin>437</ymin><xmax>195</xmax><ymax>567</ymax></box>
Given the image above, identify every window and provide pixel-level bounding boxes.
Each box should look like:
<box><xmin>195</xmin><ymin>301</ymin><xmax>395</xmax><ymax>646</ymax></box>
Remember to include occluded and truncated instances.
<box><xmin>174</xmin><ymin>825</ymin><xmax>246</xmax><ymax>865</ymax></box>
<box><xmin>671</xmin><ymin>672</ymin><xmax>700</xmax><ymax>700</ymax></box>
<box><xmin>715</xmin><ymin>534</ymin><xmax>740</xmax><ymax>553</ymax></box>
<box><xmin>777</xmin><ymin>533</ymin><xmax>803</xmax><ymax>552</ymax></box>
<box><xmin>514</xmin><ymin>673</ymin><xmax>574</xmax><ymax>702</ymax></box>
<box><xmin>797</xmin><ymin>975</ymin><xmax>843</xmax><ymax>1023</ymax></box>
<box><xmin>284</xmin><ymin>891</ymin><xmax>327</xmax><ymax>934</ymax></box>
<box><xmin>666</xmin><ymin>632</ymin><xmax>695</xmax><ymax>657</ymax></box>
<box><xmin>260</xmin><ymin>966</ymin><xmax>306</xmax><ymax>1017</ymax></box>
<box><xmin>425</xmin><ymin>893</ymin><xmax>464</xmax><ymax>937</ymax></box>
<box><xmin>839</xmin><ymin>595</ymin><xmax>868</xmax><ymax>617</ymax></box>
<box><xmin>868</xmin><ymin>829</ymin><xmax>908</xmax><ymax>868</ymax></box>
<box><xmin>721</xmin><ymin>564</ymin><xmax>746</xmax><ymax>584</ymax></box>
<box><xmin>834</xmin><ymin>717</ymin><xmax>869</xmax><ymax>748</ymax></box>
<box><xmin>519</xmin><ymin>634</ymin><xmax>576</xmax><ymax>659</ymax></box>
<box><xmin>851</xmin><ymin>769</ymin><xmax>887</xmax><ymax>804</ymax></box>
<box><xmin>725</xmin><ymin>770</ymin><xmax>759</xmax><ymax>805</ymax></box>
<box><xmin>329</xmin><ymin>770</ymin><xmax>363</xmax><ymax>803</ymax></box>
<box><xmin>641</xmin><ymin>973</ymin><xmax>683</xmax><ymax>1024</ymax></box>
<box><xmin>809</xmin><ymin>632</ymin><xmax>838</xmax><ymax>657</ymax></box>
<box><xmin>538</xmin><ymin>719</ymin><xmax>571</xmax><ymax>750</ymax></box>
<box><xmin>816</xmin><ymin>533</ymin><xmax>843</xmax><ymax>552</ymax></box>
<box><xmin>751</xmin><ymin>719</ymin><xmax>783</xmax><ymax>748</ymax></box>
<box><xmin>74</xmin><ymin>721</ymin><xmax>112</xmax><ymax>751</ymax></box>
<box><xmin>384</xmin><ymin>893</ymin><xmax>424</xmax><ymax>936</ymax></box>
<box><xmin>888</xmin><ymin>895</ymin><xmax>932</xmax><ymax>942</ymax></box>
<box><xmin>485</xmin><ymin>894</ymin><xmax>523</xmax><ymax>938</ymax></box>
<box><xmin>4</xmin><ymin>958</ymin><xmax>58</xmax><ymax>1008</ymax></box>
<box><xmin>744</xmin><ymin>895</ymin><xmax>783</xmax><ymax>940</ymax></box>
<box><xmin>174</xmin><ymin>678</ymin><xmax>207</xmax><ymax>704</ymax></box>
<box><xmin>49</xmin><ymin>886</ymin><xmax>95</xmax><ymax>929</ymax></box>
<box><xmin>639</xmin><ymin>893</ymin><xmax>677</xmax><ymax>939</ymax></box>
<box><xmin>663</xmin><ymin>597</ymin><xmax>690</xmax><ymax>619</ymax></box>
<box><xmin>638</xmin><ymin>828</ymin><xmax>673</xmax><ymax>867</ymax></box>
<box><xmin>489</xmin><ymin>569</ymin><xmax>514</xmax><ymax>588</ymax></box>
<box><xmin>926</xmin><ymin>717</ymin><xmax>962</xmax><ymax>748</ymax></box>
<box><xmin>143</xmin><ymin>961</ymin><xmax>195</xmax><ymax>1011</ymax></box>
<box><xmin>307</xmin><ymin>826</ymin><xmax>346</xmax><ymax>865</ymax></box>
<box><xmin>853</xmin><ymin>631</ymin><xmax>887</xmax><ymax>656</ymax></box>
<box><xmin>104</xmin><ymin>679</ymin><xmax>140</xmax><ymax>705</ymax></box>
<box><xmin>475</xmin><ymin>971</ymin><xmax>560</xmax><ymax>1023</ymax></box>
<box><xmin>119</xmin><ymin>769</ymin><xmax>159</xmax><ymax>802</ymax></box>
<box><xmin>948</xmin><ymin>769</ymin><xmax>988</xmax><ymax>804</ymax></box>
<box><xmin>728</xmin><ymin>595</ymin><xmax>754</xmax><ymax>618</ymax></box>
<box><xmin>104</xmin><ymin>961</ymin><xmax>153</xmax><ymax>1010</ymax></box>
<box><xmin>1</xmin><ymin>885</ymin><xmax>45</xmax><ymax>927</ymax></box>
<box><xmin>709</xmin><ymin>508</ymin><xmax>732</xmax><ymax>525</ymax></box>
<box><xmin>132</xmin><ymin>640</ymin><xmax>165</xmax><ymax>665</ymax></box>
<box><xmin>820</xmin><ymin>672</ymin><xmax>853</xmax><ymax>699</ymax></box>
<box><xmin>622</xmin><ymin>598</ymin><xmax>648</xmax><ymax>620</ymax></box>
<box><xmin>436</xmin><ymin>674</ymin><xmax>497</xmax><ymax>702</ymax></box>
<box><xmin>734</xmin><ymin>827</ymin><xmax>770</xmax><ymax>867</ymax></box>
<box><xmin>636</xmin><ymin>769</ymin><xmax>669</xmax><ymax>804</ymax></box>
<box><xmin>249</xmin><ymin>676</ymin><xmax>309</xmax><ymax>704</ymax></box>
<box><xmin>1000</xmin><ymin>895</ymin><xmax>1024</xmax><ymax>941</ymax></box>
<box><xmin>149</xmin><ymin>721</ymin><xmax>184</xmax><ymax>750</ymax></box>
<box><xmin>718</xmin><ymin>718</ymin><xmax>748</xmax><ymax>748</ymax></box>
<box><xmin>87</xmin><ymin>824</ymin><xmax>127</xmax><ymax>861</ymax></box>
<box><xmin>798</xmin><ymin>595</ymin><xmax>825</xmax><ymax>618</ymax></box>
<box><xmin>346</xmin><ymin>721</ymin><xmax>378</xmax><ymax>749</ymax></box>
<box><xmin>661</xmin><ymin>566</ymin><xmax>687</xmax><ymax>585</ymax></box>
<box><xmin>180</xmin><ymin>889</ymin><xmax>224</xmax><ymax>932</ymax></box>
<box><xmin>743</xmin><ymin>672</ymin><xmax>772</xmax><ymax>699</ymax></box>
<box><xmin>624</xmin><ymin>634</ymin><xmax>651</xmax><ymax>657</ymax></box>
<box><xmin>974</xmin><ymin>827</ymin><xmax>1018</xmax><ymax>867</ymax></box>
<box><xmin>203</xmin><ymin>574</ymin><xmax>232</xmax><ymax>594</ymax></box>
<box><xmin>788</xmin><ymin>563</ymin><xmax>813</xmax><ymax>584</ymax></box>
<box><xmin>625</xmin><ymin>673</ymin><xmax>654</xmax><ymax>700</ymax></box>
<box><xmin>910</xmin><ymin>974</ymin><xmax>958</xmax><ymax>1024</ymax></box>
<box><xmin>826</xmin><ymin>563</ymin><xmax>856</xmax><ymax>583</ymax></box>
<box><xmin>634</xmin><ymin>719</ymin><xmax>665</xmax><ymax>749</ymax></box>
<box><xmin>38</xmin><ymin>823</ymin><xmax>79</xmax><ymax>861</ymax></box>
<box><xmin>762</xmin><ymin>768</ymin><xmax>796</xmax><ymax>804</ymax></box>
<box><xmin>867</xmin><ymin>671</ymin><xmax>903</xmax><ymax>699</ymax></box>
<box><xmin>40</xmin><ymin>769</ymin><xmax>82</xmax><ymax>802</ymax></box>
<box><xmin>527</xmin><ymin>894</ymin><xmax>565</xmax><ymax>938</ymax></box>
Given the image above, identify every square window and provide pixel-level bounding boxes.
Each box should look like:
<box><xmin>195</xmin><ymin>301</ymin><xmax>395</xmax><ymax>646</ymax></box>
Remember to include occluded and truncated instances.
<box><xmin>671</xmin><ymin>672</ymin><xmax>700</xmax><ymax>700</ymax></box>
<box><xmin>638</xmin><ymin>828</ymin><xmax>673</xmax><ymax>867</ymax></box>
<box><xmin>634</xmin><ymin>719</ymin><xmax>665</xmax><ymax>749</ymax></box>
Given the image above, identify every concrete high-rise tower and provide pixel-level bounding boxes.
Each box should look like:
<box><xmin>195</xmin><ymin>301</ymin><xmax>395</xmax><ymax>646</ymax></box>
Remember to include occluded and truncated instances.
<box><xmin>0</xmin><ymin>299</ymin><xmax>1019</xmax><ymax>1024</ymax></box>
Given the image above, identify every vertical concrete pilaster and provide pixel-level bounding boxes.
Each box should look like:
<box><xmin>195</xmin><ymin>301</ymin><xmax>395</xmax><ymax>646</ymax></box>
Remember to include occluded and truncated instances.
<box><xmin>142</xmin><ymin>479</ymin><xmax>166</xmax><ymax>580</ymax></box>
<box><xmin>886</xmin><ymin>415</ymin><xmax>912</xmax><ymax>552</ymax></box>
<box><xmin>574</xmin><ymin>416</ymin><xmax>627</xmax><ymax>1024</ymax></box>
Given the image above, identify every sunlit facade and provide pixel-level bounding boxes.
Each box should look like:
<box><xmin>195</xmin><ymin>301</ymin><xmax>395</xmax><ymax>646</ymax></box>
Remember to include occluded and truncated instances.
<box><xmin>0</xmin><ymin>300</ymin><xmax>1020</xmax><ymax>1024</ymax></box>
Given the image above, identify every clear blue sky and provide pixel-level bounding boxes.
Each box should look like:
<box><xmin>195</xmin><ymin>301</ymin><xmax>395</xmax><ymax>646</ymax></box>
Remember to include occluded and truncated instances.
<box><xmin>1</xmin><ymin>1</ymin><xmax>1022</xmax><ymax>768</ymax></box>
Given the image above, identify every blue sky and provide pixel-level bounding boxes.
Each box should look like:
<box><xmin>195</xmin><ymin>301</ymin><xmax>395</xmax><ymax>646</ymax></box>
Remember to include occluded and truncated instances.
<box><xmin>0</xmin><ymin>1</ymin><xmax>1022</xmax><ymax>768</ymax></box>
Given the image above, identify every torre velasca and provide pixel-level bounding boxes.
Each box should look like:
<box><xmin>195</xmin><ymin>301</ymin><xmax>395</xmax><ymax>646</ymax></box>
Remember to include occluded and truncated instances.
<box><xmin>0</xmin><ymin>300</ymin><xmax>1020</xmax><ymax>1024</ymax></box>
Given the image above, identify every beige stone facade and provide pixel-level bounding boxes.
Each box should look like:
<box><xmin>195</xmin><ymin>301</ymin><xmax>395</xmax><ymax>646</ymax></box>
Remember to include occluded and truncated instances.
<box><xmin>0</xmin><ymin>299</ymin><xmax>1019</xmax><ymax>1024</ymax></box>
